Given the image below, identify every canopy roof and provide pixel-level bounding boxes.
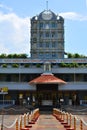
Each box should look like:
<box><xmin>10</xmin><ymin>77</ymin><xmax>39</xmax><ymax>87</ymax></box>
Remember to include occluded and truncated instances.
<box><xmin>29</xmin><ymin>73</ymin><xmax>66</xmax><ymax>85</ymax></box>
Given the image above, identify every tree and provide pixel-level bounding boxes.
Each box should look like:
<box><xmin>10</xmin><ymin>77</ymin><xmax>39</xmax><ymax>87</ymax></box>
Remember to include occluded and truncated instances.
<box><xmin>0</xmin><ymin>54</ymin><xmax>7</xmax><ymax>58</ymax></box>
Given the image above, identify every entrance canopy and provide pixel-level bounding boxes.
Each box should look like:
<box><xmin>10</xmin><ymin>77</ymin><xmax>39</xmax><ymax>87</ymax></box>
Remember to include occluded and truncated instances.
<box><xmin>29</xmin><ymin>73</ymin><xmax>66</xmax><ymax>85</ymax></box>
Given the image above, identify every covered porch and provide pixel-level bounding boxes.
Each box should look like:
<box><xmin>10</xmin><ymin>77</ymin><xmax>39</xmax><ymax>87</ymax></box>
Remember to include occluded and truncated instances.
<box><xmin>29</xmin><ymin>73</ymin><xmax>66</xmax><ymax>110</ymax></box>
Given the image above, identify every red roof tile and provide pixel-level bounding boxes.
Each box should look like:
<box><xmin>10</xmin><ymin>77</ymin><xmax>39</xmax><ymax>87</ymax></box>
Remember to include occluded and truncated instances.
<box><xmin>29</xmin><ymin>73</ymin><xmax>66</xmax><ymax>84</ymax></box>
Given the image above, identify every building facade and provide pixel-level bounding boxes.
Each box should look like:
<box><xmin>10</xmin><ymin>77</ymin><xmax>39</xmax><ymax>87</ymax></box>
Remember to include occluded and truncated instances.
<box><xmin>0</xmin><ymin>9</ymin><xmax>87</xmax><ymax>108</ymax></box>
<box><xmin>31</xmin><ymin>10</ymin><xmax>64</xmax><ymax>59</ymax></box>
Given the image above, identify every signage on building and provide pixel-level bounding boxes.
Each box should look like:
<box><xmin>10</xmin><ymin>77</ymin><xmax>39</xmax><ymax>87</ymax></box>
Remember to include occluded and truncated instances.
<box><xmin>42</xmin><ymin>100</ymin><xmax>53</xmax><ymax>106</ymax></box>
<box><xmin>0</xmin><ymin>87</ymin><xmax>8</xmax><ymax>94</ymax></box>
<box><xmin>1</xmin><ymin>58</ymin><xmax>87</xmax><ymax>64</ymax></box>
<box><xmin>19</xmin><ymin>94</ymin><xmax>23</xmax><ymax>99</ymax></box>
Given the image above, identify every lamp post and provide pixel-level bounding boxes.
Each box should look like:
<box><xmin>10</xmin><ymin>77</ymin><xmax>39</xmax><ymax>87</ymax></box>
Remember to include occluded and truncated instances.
<box><xmin>19</xmin><ymin>64</ymin><xmax>21</xmax><ymax>82</ymax></box>
<box><xmin>0</xmin><ymin>87</ymin><xmax>8</xmax><ymax>130</ymax></box>
<box><xmin>1</xmin><ymin>90</ymin><xmax>4</xmax><ymax>130</ymax></box>
<box><xmin>73</xmin><ymin>63</ymin><xmax>76</xmax><ymax>83</ymax></box>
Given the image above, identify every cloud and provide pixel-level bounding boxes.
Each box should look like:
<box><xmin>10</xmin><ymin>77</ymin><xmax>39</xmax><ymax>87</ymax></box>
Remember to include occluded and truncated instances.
<box><xmin>0</xmin><ymin>43</ymin><xmax>9</xmax><ymax>54</ymax></box>
<box><xmin>0</xmin><ymin>3</ymin><xmax>12</xmax><ymax>12</ymax></box>
<box><xmin>86</xmin><ymin>0</ymin><xmax>87</xmax><ymax>7</ymax></box>
<box><xmin>0</xmin><ymin>12</ymin><xmax>30</xmax><ymax>55</ymax></box>
<box><xmin>59</xmin><ymin>12</ymin><xmax>87</xmax><ymax>21</ymax></box>
<box><xmin>0</xmin><ymin>2</ymin><xmax>87</xmax><ymax>57</ymax></box>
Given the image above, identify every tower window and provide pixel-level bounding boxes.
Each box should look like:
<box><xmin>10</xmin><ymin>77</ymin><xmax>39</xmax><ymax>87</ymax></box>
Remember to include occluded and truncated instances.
<box><xmin>39</xmin><ymin>42</ymin><xmax>43</xmax><ymax>47</ymax></box>
<box><xmin>33</xmin><ymin>38</ymin><xmax>37</xmax><ymax>43</ymax></box>
<box><xmin>52</xmin><ymin>22</ymin><xmax>56</xmax><ymax>28</ymax></box>
<box><xmin>52</xmin><ymin>32</ymin><xmax>56</xmax><ymax>37</ymax></box>
<box><xmin>46</xmin><ymin>32</ymin><xmax>49</xmax><ymax>37</ymax></box>
<box><xmin>46</xmin><ymin>42</ymin><xmax>50</xmax><ymax>48</ymax></box>
<box><xmin>52</xmin><ymin>42</ymin><xmax>56</xmax><ymax>48</ymax></box>
<box><xmin>39</xmin><ymin>52</ymin><xmax>43</xmax><ymax>58</ymax></box>
<box><xmin>52</xmin><ymin>52</ymin><xmax>56</xmax><ymax>58</ymax></box>
<box><xmin>45</xmin><ymin>22</ymin><xmax>50</xmax><ymax>29</ymax></box>
<box><xmin>40</xmin><ymin>32</ymin><xmax>43</xmax><ymax>37</ymax></box>
<box><xmin>39</xmin><ymin>23</ymin><xmax>43</xmax><ymax>28</ymax></box>
<box><xmin>46</xmin><ymin>52</ymin><xmax>50</xmax><ymax>58</ymax></box>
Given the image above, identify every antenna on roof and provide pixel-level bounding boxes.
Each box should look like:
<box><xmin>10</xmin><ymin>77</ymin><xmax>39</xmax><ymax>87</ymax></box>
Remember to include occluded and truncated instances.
<box><xmin>46</xmin><ymin>1</ymin><xmax>48</xmax><ymax>11</ymax></box>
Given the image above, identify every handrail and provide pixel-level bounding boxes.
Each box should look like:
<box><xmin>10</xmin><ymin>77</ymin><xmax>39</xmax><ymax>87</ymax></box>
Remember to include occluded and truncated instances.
<box><xmin>0</xmin><ymin>100</ymin><xmax>15</xmax><ymax>105</ymax></box>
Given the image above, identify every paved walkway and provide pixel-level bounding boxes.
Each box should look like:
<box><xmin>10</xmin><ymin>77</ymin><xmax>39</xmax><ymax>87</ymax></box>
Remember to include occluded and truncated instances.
<box><xmin>0</xmin><ymin>105</ymin><xmax>87</xmax><ymax>130</ymax></box>
<box><xmin>0</xmin><ymin>113</ymin><xmax>87</xmax><ymax>130</ymax></box>
<box><xmin>30</xmin><ymin>114</ymin><xmax>65</xmax><ymax>130</ymax></box>
<box><xmin>30</xmin><ymin>114</ymin><xmax>87</xmax><ymax>130</ymax></box>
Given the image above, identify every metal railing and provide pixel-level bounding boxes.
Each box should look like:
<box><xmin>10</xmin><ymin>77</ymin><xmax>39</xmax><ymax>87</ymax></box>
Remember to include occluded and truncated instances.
<box><xmin>0</xmin><ymin>100</ymin><xmax>15</xmax><ymax>106</ymax></box>
<box><xmin>80</xmin><ymin>100</ymin><xmax>87</xmax><ymax>105</ymax></box>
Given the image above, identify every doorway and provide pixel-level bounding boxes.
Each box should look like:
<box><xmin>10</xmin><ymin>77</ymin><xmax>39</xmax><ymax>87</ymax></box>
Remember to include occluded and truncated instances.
<box><xmin>36</xmin><ymin>84</ymin><xmax>58</xmax><ymax>108</ymax></box>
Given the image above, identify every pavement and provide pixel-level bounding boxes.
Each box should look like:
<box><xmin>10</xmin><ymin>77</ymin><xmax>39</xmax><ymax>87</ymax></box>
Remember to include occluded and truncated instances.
<box><xmin>30</xmin><ymin>114</ymin><xmax>65</xmax><ymax>130</ymax></box>
<box><xmin>0</xmin><ymin>105</ymin><xmax>87</xmax><ymax>130</ymax></box>
<box><xmin>0</xmin><ymin>114</ymin><xmax>86</xmax><ymax>130</ymax></box>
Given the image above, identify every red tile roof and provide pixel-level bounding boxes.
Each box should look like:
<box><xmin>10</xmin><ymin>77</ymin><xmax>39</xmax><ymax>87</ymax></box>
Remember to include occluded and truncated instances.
<box><xmin>29</xmin><ymin>73</ymin><xmax>66</xmax><ymax>85</ymax></box>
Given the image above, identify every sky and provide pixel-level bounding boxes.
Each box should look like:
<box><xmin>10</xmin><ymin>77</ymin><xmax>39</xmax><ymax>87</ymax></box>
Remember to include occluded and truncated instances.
<box><xmin>0</xmin><ymin>0</ymin><xmax>87</xmax><ymax>57</ymax></box>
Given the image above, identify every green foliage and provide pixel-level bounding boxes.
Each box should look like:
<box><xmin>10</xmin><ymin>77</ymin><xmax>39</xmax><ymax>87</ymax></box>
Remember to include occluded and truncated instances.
<box><xmin>59</xmin><ymin>63</ymin><xmax>87</xmax><ymax>68</ymax></box>
<box><xmin>0</xmin><ymin>52</ymin><xmax>86</xmax><ymax>58</ymax></box>
<box><xmin>36</xmin><ymin>63</ymin><xmax>41</xmax><ymax>68</ymax></box>
<box><xmin>0</xmin><ymin>53</ymin><xmax>28</xmax><ymax>58</ymax></box>
<box><xmin>67</xmin><ymin>53</ymin><xmax>87</xmax><ymax>58</ymax></box>
<box><xmin>2</xmin><ymin>64</ymin><xmax>7</xmax><ymax>68</ymax></box>
<box><xmin>60</xmin><ymin>62</ymin><xmax>67</xmax><ymax>67</ymax></box>
<box><xmin>24</xmin><ymin>64</ymin><xmax>30</xmax><ymax>68</ymax></box>
<box><xmin>12</xmin><ymin>64</ymin><xmax>19</xmax><ymax>68</ymax></box>
<box><xmin>72</xmin><ymin>62</ymin><xmax>79</xmax><ymax>67</ymax></box>
<box><xmin>0</xmin><ymin>54</ymin><xmax>7</xmax><ymax>58</ymax></box>
<box><xmin>60</xmin><ymin>62</ymin><xmax>79</xmax><ymax>68</ymax></box>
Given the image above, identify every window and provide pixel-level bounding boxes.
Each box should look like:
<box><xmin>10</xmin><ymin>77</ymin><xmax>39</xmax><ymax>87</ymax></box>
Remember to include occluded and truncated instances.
<box><xmin>58</xmin><ymin>33</ymin><xmax>63</xmax><ymax>39</ymax></box>
<box><xmin>52</xmin><ymin>22</ymin><xmax>56</xmax><ymax>28</ymax></box>
<box><xmin>33</xmin><ymin>23</ymin><xmax>37</xmax><ymax>28</ymax></box>
<box><xmin>33</xmin><ymin>38</ymin><xmax>37</xmax><ymax>43</ymax></box>
<box><xmin>58</xmin><ymin>43</ymin><xmax>63</xmax><ymax>49</ymax></box>
<box><xmin>45</xmin><ymin>22</ymin><xmax>50</xmax><ymax>29</ymax></box>
<box><xmin>52</xmin><ymin>32</ymin><xmax>55</xmax><ymax>37</ymax></box>
<box><xmin>84</xmin><ymin>75</ymin><xmax>87</xmax><ymax>81</ymax></box>
<box><xmin>46</xmin><ymin>52</ymin><xmax>50</xmax><ymax>58</ymax></box>
<box><xmin>40</xmin><ymin>32</ymin><xmax>43</xmax><ymax>38</ymax></box>
<box><xmin>46</xmin><ymin>42</ymin><xmax>49</xmax><ymax>48</ymax></box>
<box><xmin>39</xmin><ymin>23</ymin><xmax>43</xmax><ymax>28</ymax></box>
<box><xmin>39</xmin><ymin>52</ymin><xmax>43</xmax><ymax>55</ymax></box>
<box><xmin>39</xmin><ymin>52</ymin><xmax>43</xmax><ymax>58</ymax></box>
<box><xmin>46</xmin><ymin>32</ymin><xmax>49</xmax><ymax>37</ymax></box>
<box><xmin>32</xmin><ymin>52</ymin><xmax>37</xmax><ymax>58</ymax></box>
<box><xmin>52</xmin><ymin>42</ymin><xmax>56</xmax><ymax>48</ymax></box>
<box><xmin>52</xmin><ymin>52</ymin><xmax>56</xmax><ymax>58</ymax></box>
<box><xmin>39</xmin><ymin>42</ymin><xmax>43</xmax><ymax>47</ymax></box>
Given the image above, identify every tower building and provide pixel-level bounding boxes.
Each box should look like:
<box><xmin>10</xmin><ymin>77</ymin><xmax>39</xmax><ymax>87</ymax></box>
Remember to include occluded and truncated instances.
<box><xmin>31</xmin><ymin>10</ymin><xmax>64</xmax><ymax>59</ymax></box>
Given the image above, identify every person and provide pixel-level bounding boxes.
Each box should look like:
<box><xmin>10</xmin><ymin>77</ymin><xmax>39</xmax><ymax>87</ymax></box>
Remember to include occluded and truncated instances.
<box><xmin>72</xmin><ymin>94</ymin><xmax>76</xmax><ymax>106</ymax></box>
<box><xmin>76</xmin><ymin>94</ymin><xmax>79</xmax><ymax>105</ymax></box>
<box><xmin>27</xmin><ymin>97</ymin><xmax>30</xmax><ymax>105</ymax></box>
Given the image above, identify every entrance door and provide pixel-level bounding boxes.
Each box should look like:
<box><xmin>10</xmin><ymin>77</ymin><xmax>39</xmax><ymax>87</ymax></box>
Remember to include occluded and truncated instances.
<box><xmin>37</xmin><ymin>84</ymin><xmax>58</xmax><ymax>107</ymax></box>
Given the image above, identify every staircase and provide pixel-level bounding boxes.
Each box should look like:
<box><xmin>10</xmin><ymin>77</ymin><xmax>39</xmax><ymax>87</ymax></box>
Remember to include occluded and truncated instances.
<box><xmin>39</xmin><ymin>105</ymin><xmax>53</xmax><ymax>114</ymax></box>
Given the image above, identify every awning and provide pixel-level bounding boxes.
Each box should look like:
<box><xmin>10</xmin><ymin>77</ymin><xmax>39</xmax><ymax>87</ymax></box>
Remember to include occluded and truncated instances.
<box><xmin>29</xmin><ymin>73</ymin><xmax>66</xmax><ymax>85</ymax></box>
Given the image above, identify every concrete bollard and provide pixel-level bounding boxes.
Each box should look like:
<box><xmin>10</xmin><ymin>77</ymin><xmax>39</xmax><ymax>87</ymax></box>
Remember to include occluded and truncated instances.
<box><xmin>24</xmin><ymin>114</ymin><xmax>26</xmax><ymax>127</ymax></box>
<box><xmin>74</xmin><ymin>117</ymin><xmax>76</xmax><ymax>130</ymax></box>
<box><xmin>16</xmin><ymin>119</ymin><xmax>18</xmax><ymax>130</ymax></box>
<box><xmin>20</xmin><ymin>118</ymin><xmax>22</xmax><ymax>130</ymax></box>
<box><xmin>80</xmin><ymin>120</ymin><xmax>83</xmax><ymax>130</ymax></box>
